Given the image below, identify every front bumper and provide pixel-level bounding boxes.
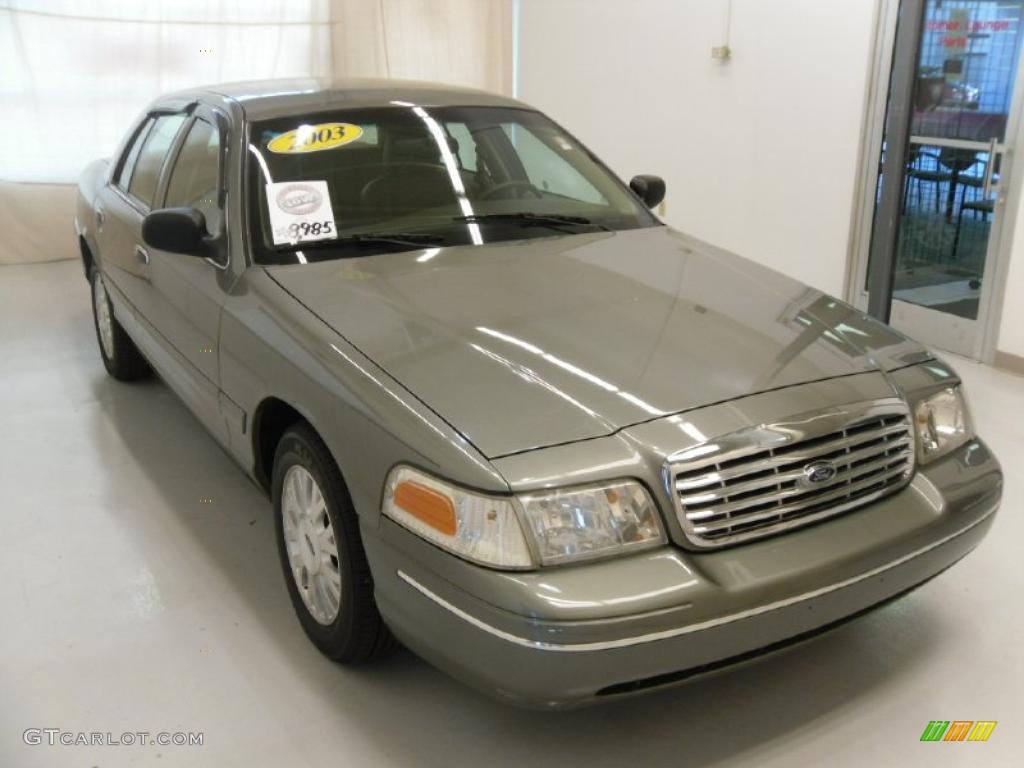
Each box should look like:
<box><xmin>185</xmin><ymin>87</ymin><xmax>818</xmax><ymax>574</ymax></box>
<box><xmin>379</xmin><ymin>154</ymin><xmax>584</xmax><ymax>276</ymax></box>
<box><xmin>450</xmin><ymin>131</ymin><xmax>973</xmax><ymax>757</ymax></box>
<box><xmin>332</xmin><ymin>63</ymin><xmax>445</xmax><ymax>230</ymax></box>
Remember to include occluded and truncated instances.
<box><xmin>368</xmin><ymin>439</ymin><xmax>1001</xmax><ymax>708</ymax></box>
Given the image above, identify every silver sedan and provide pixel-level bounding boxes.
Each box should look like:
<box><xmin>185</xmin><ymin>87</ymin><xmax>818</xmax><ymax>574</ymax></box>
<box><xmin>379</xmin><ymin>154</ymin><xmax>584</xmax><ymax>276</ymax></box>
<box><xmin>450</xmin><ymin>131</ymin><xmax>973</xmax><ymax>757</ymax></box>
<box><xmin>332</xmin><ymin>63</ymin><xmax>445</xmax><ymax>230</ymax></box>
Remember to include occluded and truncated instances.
<box><xmin>76</xmin><ymin>78</ymin><xmax>1001</xmax><ymax>707</ymax></box>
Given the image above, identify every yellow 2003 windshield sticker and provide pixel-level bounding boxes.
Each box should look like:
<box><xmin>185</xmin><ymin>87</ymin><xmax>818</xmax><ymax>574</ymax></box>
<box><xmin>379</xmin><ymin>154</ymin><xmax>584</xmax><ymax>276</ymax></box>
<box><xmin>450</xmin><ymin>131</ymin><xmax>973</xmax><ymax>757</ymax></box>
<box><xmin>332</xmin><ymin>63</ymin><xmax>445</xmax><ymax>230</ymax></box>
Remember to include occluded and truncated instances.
<box><xmin>267</xmin><ymin>123</ymin><xmax>364</xmax><ymax>154</ymax></box>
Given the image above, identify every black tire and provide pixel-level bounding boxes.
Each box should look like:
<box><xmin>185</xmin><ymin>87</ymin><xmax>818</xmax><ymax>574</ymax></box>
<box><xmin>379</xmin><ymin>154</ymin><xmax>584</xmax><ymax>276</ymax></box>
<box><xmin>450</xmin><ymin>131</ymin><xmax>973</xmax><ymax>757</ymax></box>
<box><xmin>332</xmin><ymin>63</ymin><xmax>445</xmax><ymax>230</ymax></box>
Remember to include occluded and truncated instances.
<box><xmin>272</xmin><ymin>422</ymin><xmax>396</xmax><ymax>663</ymax></box>
<box><xmin>90</xmin><ymin>266</ymin><xmax>151</xmax><ymax>381</ymax></box>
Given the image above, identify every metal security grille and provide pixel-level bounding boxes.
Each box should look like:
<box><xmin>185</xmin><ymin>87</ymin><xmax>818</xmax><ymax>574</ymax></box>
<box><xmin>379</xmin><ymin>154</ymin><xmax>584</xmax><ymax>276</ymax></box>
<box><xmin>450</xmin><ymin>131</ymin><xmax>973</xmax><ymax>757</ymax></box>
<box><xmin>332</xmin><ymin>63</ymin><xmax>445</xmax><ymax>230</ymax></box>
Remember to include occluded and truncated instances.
<box><xmin>670</xmin><ymin>404</ymin><xmax>915</xmax><ymax>548</ymax></box>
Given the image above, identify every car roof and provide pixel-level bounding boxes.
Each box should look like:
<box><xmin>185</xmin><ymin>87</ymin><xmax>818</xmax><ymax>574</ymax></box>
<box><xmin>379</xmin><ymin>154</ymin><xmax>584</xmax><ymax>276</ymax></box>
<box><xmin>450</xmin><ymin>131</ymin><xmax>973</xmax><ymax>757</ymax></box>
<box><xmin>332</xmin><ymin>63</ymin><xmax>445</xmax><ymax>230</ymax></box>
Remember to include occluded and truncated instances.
<box><xmin>162</xmin><ymin>77</ymin><xmax>529</xmax><ymax>120</ymax></box>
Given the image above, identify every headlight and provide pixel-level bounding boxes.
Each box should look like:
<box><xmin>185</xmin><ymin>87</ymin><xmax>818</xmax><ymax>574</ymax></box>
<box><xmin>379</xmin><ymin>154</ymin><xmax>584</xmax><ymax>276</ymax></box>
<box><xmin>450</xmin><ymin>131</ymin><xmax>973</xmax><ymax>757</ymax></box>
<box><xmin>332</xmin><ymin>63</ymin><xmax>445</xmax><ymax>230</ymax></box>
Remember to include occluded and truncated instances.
<box><xmin>518</xmin><ymin>481</ymin><xmax>666</xmax><ymax>565</ymax></box>
<box><xmin>914</xmin><ymin>386</ymin><xmax>973</xmax><ymax>464</ymax></box>
<box><xmin>383</xmin><ymin>466</ymin><xmax>533</xmax><ymax>568</ymax></box>
<box><xmin>382</xmin><ymin>468</ymin><xmax>666</xmax><ymax>569</ymax></box>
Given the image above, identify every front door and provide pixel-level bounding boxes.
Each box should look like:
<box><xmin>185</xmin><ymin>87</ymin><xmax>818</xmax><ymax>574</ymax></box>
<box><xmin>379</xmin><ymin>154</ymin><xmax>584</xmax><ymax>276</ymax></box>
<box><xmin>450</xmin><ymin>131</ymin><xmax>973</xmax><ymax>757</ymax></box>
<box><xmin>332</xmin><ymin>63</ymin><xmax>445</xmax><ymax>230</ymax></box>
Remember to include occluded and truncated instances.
<box><xmin>142</xmin><ymin>104</ymin><xmax>233</xmax><ymax>439</ymax></box>
<box><xmin>858</xmin><ymin>0</ymin><xmax>1024</xmax><ymax>358</ymax></box>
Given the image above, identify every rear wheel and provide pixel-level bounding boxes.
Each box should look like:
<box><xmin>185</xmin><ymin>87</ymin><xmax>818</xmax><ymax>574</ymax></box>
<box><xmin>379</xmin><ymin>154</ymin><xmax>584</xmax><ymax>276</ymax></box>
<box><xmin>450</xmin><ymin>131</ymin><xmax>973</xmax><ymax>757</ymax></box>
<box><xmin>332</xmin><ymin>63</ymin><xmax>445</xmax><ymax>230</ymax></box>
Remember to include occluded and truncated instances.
<box><xmin>90</xmin><ymin>266</ymin><xmax>150</xmax><ymax>381</ymax></box>
<box><xmin>272</xmin><ymin>422</ymin><xmax>395</xmax><ymax>662</ymax></box>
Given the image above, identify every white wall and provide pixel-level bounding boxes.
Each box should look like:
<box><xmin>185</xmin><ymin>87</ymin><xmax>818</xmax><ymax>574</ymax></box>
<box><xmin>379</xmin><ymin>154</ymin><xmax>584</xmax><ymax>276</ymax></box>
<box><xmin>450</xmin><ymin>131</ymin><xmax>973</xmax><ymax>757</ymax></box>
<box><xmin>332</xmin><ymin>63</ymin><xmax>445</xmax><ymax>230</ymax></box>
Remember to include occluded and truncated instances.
<box><xmin>516</xmin><ymin>0</ymin><xmax>878</xmax><ymax>298</ymax></box>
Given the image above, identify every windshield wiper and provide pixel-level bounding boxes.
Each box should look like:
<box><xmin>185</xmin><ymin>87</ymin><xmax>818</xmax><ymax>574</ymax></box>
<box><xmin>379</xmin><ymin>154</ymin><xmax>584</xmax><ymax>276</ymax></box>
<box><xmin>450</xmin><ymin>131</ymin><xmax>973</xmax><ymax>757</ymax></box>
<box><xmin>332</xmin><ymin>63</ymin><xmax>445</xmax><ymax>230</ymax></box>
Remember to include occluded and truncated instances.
<box><xmin>336</xmin><ymin>232</ymin><xmax>445</xmax><ymax>246</ymax></box>
<box><xmin>453</xmin><ymin>213</ymin><xmax>612</xmax><ymax>232</ymax></box>
<box><xmin>280</xmin><ymin>232</ymin><xmax>445</xmax><ymax>250</ymax></box>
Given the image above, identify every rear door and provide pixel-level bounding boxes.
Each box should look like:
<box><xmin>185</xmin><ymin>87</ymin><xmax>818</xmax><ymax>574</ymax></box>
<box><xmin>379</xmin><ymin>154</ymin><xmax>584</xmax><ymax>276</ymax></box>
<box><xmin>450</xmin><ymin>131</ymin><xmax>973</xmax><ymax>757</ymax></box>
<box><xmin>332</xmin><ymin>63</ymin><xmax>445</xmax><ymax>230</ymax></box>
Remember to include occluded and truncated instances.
<box><xmin>95</xmin><ymin>111</ymin><xmax>187</xmax><ymax>322</ymax></box>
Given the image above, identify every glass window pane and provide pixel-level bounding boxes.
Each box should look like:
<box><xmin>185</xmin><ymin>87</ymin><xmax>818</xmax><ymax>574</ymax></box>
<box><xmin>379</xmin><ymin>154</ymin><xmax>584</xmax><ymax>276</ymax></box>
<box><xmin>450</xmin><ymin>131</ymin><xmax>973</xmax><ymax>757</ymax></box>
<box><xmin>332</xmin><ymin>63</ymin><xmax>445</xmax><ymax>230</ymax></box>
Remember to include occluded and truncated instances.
<box><xmin>501</xmin><ymin>123</ymin><xmax>605</xmax><ymax>204</ymax></box>
<box><xmin>912</xmin><ymin>1</ymin><xmax>1024</xmax><ymax>142</ymax></box>
<box><xmin>116</xmin><ymin>117</ymin><xmax>153</xmax><ymax>190</ymax></box>
<box><xmin>165</xmin><ymin>118</ymin><xmax>222</xmax><ymax>234</ymax></box>
<box><xmin>445</xmin><ymin>122</ymin><xmax>478</xmax><ymax>171</ymax></box>
<box><xmin>127</xmin><ymin>114</ymin><xmax>186</xmax><ymax>208</ymax></box>
<box><xmin>247</xmin><ymin>106</ymin><xmax>656</xmax><ymax>264</ymax></box>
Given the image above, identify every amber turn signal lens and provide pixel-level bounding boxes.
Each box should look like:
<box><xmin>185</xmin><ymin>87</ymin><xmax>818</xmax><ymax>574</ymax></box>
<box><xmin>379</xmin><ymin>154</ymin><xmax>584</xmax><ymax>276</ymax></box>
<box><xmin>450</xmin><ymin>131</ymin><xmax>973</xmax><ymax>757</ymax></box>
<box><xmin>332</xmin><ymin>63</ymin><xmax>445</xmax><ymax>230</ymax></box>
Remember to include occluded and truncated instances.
<box><xmin>382</xmin><ymin>466</ymin><xmax>533</xmax><ymax>568</ymax></box>
<box><xmin>393</xmin><ymin>481</ymin><xmax>457</xmax><ymax>536</ymax></box>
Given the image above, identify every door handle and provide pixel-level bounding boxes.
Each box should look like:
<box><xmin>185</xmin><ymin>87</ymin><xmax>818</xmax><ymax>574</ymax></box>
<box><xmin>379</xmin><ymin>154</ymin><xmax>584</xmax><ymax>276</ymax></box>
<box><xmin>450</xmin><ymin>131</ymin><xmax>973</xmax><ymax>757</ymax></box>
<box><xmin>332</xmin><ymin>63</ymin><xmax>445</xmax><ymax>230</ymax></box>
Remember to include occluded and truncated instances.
<box><xmin>96</xmin><ymin>206</ymin><xmax>105</xmax><ymax>231</ymax></box>
<box><xmin>134</xmin><ymin>245</ymin><xmax>150</xmax><ymax>265</ymax></box>
<box><xmin>983</xmin><ymin>136</ymin><xmax>998</xmax><ymax>200</ymax></box>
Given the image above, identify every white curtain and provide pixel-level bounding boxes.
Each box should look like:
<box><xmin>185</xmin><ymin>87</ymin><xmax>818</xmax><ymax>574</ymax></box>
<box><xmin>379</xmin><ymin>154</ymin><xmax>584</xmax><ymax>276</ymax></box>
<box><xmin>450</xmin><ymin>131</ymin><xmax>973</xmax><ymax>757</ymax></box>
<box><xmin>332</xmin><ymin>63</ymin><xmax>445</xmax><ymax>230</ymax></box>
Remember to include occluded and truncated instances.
<box><xmin>0</xmin><ymin>0</ymin><xmax>512</xmax><ymax>263</ymax></box>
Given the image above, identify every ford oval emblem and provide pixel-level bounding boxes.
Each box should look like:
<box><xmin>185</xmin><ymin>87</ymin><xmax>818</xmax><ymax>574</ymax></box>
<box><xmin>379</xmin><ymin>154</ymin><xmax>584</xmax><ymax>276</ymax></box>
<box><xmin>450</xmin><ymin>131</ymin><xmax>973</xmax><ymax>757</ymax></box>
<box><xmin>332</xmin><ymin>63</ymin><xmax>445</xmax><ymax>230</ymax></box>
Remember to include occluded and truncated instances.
<box><xmin>803</xmin><ymin>460</ymin><xmax>838</xmax><ymax>485</ymax></box>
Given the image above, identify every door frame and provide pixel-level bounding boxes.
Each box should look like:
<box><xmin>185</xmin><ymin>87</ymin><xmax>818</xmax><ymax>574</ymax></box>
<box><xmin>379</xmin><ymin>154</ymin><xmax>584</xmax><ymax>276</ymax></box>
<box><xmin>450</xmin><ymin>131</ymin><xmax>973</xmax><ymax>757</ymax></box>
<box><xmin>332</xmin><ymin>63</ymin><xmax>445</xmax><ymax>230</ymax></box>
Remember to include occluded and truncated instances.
<box><xmin>846</xmin><ymin>0</ymin><xmax>1024</xmax><ymax>363</ymax></box>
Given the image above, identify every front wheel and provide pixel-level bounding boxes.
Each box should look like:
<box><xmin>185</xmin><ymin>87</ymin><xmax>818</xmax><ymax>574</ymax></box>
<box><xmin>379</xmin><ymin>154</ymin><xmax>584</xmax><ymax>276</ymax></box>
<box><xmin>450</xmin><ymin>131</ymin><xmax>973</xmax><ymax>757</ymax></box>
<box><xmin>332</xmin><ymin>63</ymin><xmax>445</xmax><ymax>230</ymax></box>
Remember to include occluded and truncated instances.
<box><xmin>90</xmin><ymin>266</ymin><xmax>150</xmax><ymax>381</ymax></box>
<box><xmin>272</xmin><ymin>422</ymin><xmax>395</xmax><ymax>663</ymax></box>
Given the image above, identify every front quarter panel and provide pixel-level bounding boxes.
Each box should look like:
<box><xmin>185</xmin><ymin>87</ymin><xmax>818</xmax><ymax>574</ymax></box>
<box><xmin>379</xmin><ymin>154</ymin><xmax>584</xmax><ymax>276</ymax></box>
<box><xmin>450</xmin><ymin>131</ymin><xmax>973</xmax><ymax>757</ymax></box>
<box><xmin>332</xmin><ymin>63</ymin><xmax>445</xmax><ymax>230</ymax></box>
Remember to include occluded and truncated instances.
<box><xmin>217</xmin><ymin>267</ymin><xmax>507</xmax><ymax>526</ymax></box>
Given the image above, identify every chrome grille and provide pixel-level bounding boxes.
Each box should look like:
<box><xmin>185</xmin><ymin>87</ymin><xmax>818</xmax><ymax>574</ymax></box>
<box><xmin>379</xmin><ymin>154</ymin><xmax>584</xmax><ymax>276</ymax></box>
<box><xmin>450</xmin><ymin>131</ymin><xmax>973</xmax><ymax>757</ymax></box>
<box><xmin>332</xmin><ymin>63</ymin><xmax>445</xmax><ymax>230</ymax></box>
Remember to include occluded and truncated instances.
<box><xmin>670</xmin><ymin>401</ymin><xmax>914</xmax><ymax>548</ymax></box>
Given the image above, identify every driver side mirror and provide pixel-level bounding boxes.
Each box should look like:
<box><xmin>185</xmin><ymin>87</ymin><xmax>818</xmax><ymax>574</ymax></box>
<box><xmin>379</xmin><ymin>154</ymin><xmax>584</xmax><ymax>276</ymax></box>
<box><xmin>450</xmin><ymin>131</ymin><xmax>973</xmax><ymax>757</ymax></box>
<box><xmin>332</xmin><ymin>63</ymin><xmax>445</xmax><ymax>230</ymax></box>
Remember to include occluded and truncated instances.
<box><xmin>629</xmin><ymin>175</ymin><xmax>666</xmax><ymax>209</ymax></box>
<box><xmin>142</xmin><ymin>207</ymin><xmax>208</xmax><ymax>256</ymax></box>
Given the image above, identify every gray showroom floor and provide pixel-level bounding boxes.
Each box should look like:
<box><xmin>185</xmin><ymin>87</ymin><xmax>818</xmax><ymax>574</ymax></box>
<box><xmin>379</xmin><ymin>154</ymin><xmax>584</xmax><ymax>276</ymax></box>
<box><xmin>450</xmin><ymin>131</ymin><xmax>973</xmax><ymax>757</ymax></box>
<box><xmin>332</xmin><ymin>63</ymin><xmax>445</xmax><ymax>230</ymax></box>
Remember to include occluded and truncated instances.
<box><xmin>1</xmin><ymin>259</ymin><xmax>1021</xmax><ymax>768</ymax></box>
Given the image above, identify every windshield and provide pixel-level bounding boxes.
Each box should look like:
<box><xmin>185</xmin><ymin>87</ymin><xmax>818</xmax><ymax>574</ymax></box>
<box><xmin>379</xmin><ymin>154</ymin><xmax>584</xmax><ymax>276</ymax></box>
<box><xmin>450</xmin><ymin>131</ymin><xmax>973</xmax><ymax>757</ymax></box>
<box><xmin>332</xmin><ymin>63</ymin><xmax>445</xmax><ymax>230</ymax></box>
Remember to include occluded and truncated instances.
<box><xmin>246</xmin><ymin>105</ymin><xmax>658</xmax><ymax>264</ymax></box>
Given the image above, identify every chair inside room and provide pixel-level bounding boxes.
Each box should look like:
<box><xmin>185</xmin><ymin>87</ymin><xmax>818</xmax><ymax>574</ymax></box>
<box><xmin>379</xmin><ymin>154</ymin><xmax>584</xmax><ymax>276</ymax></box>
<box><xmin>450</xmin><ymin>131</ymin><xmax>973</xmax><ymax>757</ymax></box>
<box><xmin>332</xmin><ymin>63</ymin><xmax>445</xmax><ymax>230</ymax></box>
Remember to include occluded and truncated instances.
<box><xmin>953</xmin><ymin>197</ymin><xmax>995</xmax><ymax>264</ymax></box>
<box><xmin>904</xmin><ymin>146</ymin><xmax>951</xmax><ymax>212</ymax></box>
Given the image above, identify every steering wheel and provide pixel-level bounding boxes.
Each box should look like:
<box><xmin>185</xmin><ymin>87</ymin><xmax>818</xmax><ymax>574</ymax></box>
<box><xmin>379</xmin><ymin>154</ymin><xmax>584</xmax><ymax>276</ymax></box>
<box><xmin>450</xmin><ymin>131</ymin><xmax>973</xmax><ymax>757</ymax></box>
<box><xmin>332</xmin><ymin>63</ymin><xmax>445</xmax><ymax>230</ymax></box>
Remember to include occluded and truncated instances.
<box><xmin>481</xmin><ymin>180</ymin><xmax>544</xmax><ymax>201</ymax></box>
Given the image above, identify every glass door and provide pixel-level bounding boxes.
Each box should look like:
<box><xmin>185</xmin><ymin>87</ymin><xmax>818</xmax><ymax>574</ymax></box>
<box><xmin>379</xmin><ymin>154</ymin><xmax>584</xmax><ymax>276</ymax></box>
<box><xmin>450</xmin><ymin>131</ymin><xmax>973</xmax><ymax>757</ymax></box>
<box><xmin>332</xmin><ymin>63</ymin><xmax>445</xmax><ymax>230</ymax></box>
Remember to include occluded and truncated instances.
<box><xmin>862</xmin><ymin>0</ymin><xmax>1024</xmax><ymax>358</ymax></box>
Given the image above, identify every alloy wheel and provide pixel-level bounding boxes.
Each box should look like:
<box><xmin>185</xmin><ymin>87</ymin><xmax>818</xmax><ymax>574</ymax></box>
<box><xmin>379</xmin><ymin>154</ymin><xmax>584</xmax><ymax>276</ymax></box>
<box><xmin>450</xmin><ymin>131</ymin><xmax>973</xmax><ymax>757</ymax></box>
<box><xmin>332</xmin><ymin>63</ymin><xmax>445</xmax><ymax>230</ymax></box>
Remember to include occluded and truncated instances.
<box><xmin>281</xmin><ymin>465</ymin><xmax>342</xmax><ymax>625</ymax></box>
<box><xmin>92</xmin><ymin>273</ymin><xmax>115</xmax><ymax>359</ymax></box>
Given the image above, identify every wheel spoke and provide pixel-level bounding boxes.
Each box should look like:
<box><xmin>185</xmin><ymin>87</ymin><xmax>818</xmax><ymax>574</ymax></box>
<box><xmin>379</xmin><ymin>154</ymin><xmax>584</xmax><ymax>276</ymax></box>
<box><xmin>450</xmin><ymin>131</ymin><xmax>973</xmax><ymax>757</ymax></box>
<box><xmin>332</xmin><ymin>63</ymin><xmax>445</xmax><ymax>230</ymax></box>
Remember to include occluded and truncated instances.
<box><xmin>304</xmin><ymin>473</ymin><xmax>315</xmax><ymax>511</ymax></box>
<box><xmin>285</xmin><ymin>501</ymin><xmax>300</xmax><ymax>529</ymax></box>
<box><xmin>311</xmin><ymin>483</ymin><xmax>325</xmax><ymax>514</ymax></box>
<box><xmin>288</xmin><ymin>473</ymin><xmax>302</xmax><ymax>515</ymax></box>
<box><xmin>324</xmin><ymin>571</ymin><xmax>341</xmax><ymax>603</ymax></box>
<box><xmin>321</xmin><ymin>572</ymin><xmax>341</xmax><ymax>605</ymax></box>
<box><xmin>322</xmin><ymin>550</ymin><xmax>338</xmax><ymax>572</ymax></box>
<box><xmin>311</xmin><ymin>575</ymin><xmax>329</xmax><ymax>618</ymax></box>
<box><xmin>316</xmin><ymin>524</ymin><xmax>335</xmax><ymax>548</ymax></box>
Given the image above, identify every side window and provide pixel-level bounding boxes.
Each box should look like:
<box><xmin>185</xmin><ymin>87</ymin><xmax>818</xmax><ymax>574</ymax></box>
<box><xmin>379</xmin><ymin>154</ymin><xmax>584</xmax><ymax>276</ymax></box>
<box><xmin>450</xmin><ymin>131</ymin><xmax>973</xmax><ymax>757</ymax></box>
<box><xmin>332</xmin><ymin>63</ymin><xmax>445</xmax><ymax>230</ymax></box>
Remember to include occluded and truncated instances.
<box><xmin>501</xmin><ymin>124</ymin><xmax>605</xmax><ymax>204</ymax></box>
<box><xmin>444</xmin><ymin>122</ymin><xmax>477</xmax><ymax>171</ymax></box>
<box><xmin>127</xmin><ymin>113</ymin><xmax>187</xmax><ymax>208</ymax></box>
<box><xmin>115</xmin><ymin>117</ymin><xmax>153</xmax><ymax>190</ymax></box>
<box><xmin>357</xmin><ymin>124</ymin><xmax>379</xmax><ymax>146</ymax></box>
<box><xmin>164</xmin><ymin>118</ymin><xmax>222</xmax><ymax>235</ymax></box>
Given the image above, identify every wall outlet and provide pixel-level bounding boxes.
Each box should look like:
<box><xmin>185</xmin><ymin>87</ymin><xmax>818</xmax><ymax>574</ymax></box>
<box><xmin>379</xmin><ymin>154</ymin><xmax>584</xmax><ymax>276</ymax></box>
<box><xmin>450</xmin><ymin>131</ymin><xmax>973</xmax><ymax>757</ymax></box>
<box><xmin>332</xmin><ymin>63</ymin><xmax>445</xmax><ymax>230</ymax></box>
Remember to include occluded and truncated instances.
<box><xmin>711</xmin><ymin>45</ymin><xmax>731</xmax><ymax>60</ymax></box>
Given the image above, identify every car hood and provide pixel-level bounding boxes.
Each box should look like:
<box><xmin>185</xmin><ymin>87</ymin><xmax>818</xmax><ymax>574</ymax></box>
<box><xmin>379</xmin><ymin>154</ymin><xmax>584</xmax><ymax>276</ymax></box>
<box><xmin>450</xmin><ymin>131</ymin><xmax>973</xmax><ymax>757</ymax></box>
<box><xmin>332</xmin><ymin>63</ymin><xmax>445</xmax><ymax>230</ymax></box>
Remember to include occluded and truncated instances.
<box><xmin>266</xmin><ymin>227</ymin><xmax>930</xmax><ymax>458</ymax></box>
